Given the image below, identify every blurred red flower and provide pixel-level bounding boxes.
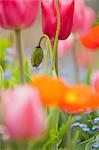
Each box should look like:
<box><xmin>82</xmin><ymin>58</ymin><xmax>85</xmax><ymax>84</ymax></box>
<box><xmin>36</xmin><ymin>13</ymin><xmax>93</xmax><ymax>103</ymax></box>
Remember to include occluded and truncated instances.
<box><xmin>0</xmin><ymin>0</ymin><xmax>39</xmax><ymax>29</ymax></box>
<box><xmin>80</xmin><ymin>26</ymin><xmax>99</xmax><ymax>49</ymax></box>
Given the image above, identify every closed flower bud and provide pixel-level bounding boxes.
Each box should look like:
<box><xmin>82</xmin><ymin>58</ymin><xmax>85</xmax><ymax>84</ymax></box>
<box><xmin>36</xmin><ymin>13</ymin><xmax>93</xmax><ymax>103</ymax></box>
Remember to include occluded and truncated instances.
<box><xmin>31</xmin><ymin>46</ymin><xmax>43</xmax><ymax>67</ymax></box>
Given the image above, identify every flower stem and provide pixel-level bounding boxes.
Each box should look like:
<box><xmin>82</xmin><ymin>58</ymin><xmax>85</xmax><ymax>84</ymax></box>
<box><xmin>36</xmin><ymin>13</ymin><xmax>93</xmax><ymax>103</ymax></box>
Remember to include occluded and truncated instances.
<box><xmin>0</xmin><ymin>66</ymin><xmax>4</xmax><ymax>101</ymax></box>
<box><xmin>51</xmin><ymin>0</ymin><xmax>60</xmax><ymax>76</ymax></box>
<box><xmin>44</xmin><ymin>39</ymin><xmax>49</xmax><ymax>74</ymax></box>
<box><xmin>72</xmin><ymin>36</ymin><xmax>80</xmax><ymax>83</ymax></box>
<box><xmin>15</xmin><ymin>29</ymin><xmax>25</xmax><ymax>84</ymax></box>
<box><xmin>66</xmin><ymin>115</ymin><xmax>72</xmax><ymax>150</ymax></box>
<box><xmin>55</xmin><ymin>49</ymin><xmax>59</xmax><ymax>76</ymax></box>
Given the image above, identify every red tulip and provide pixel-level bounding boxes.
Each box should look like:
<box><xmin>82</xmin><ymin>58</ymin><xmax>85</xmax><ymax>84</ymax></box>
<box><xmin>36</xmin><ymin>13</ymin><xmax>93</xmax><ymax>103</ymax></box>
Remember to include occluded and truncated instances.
<box><xmin>41</xmin><ymin>0</ymin><xmax>74</xmax><ymax>40</ymax></box>
<box><xmin>0</xmin><ymin>0</ymin><xmax>39</xmax><ymax>29</ymax></box>
<box><xmin>2</xmin><ymin>85</ymin><xmax>47</xmax><ymax>140</ymax></box>
<box><xmin>80</xmin><ymin>26</ymin><xmax>99</xmax><ymax>49</ymax></box>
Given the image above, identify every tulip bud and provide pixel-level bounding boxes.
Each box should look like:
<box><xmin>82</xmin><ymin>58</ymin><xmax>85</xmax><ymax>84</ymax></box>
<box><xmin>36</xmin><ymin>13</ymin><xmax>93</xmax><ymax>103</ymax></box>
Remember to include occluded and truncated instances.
<box><xmin>31</xmin><ymin>46</ymin><xmax>43</xmax><ymax>67</ymax></box>
<box><xmin>41</xmin><ymin>0</ymin><xmax>74</xmax><ymax>40</ymax></box>
<box><xmin>0</xmin><ymin>0</ymin><xmax>39</xmax><ymax>29</ymax></box>
<box><xmin>2</xmin><ymin>85</ymin><xmax>47</xmax><ymax>140</ymax></box>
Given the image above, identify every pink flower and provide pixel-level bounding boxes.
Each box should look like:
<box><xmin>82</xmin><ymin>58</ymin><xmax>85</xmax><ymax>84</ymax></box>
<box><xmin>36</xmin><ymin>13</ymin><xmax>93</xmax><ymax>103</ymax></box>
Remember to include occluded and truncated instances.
<box><xmin>72</xmin><ymin>0</ymin><xmax>96</xmax><ymax>35</ymax></box>
<box><xmin>58</xmin><ymin>34</ymin><xmax>74</xmax><ymax>57</ymax></box>
<box><xmin>2</xmin><ymin>85</ymin><xmax>47</xmax><ymax>140</ymax></box>
<box><xmin>41</xmin><ymin>0</ymin><xmax>74</xmax><ymax>40</ymax></box>
<box><xmin>91</xmin><ymin>71</ymin><xmax>99</xmax><ymax>92</ymax></box>
<box><xmin>0</xmin><ymin>0</ymin><xmax>39</xmax><ymax>29</ymax></box>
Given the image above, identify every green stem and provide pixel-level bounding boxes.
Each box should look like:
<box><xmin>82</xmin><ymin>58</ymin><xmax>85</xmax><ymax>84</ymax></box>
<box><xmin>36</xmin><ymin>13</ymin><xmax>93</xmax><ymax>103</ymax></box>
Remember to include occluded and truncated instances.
<box><xmin>0</xmin><ymin>66</ymin><xmax>4</xmax><ymax>89</ymax></box>
<box><xmin>37</xmin><ymin>35</ymin><xmax>53</xmax><ymax>74</ymax></box>
<box><xmin>55</xmin><ymin>48</ymin><xmax>59</xmax><ymax>76</ymax></box>
<box><xmin>15</xmin><ymin>29</ymin><xmax>25</xmax><ymax>84</ymax></box>
<box><xmin>39</xmin><ymin>35</ymin><xmax>53</xmax><ymax>60</ymax></box>
<box><xmin>44</xmin><ymin>39</ymin><xmax>49</xmax><ymax>74</ymax></box>
<box><xmin>51</xmin><ymin>0</ymin><xmax>60</xmax><ymax>76</ymax></box>
<box><xmin>49</xmin><ymin>1</ymin><xmax>60</xmax><ymax>149</ymax></box>
<box><xmin>0</xmin><ymin>66</ymin><xmax>4</xmax><ymax>102</ymax></box>
<box><xmin>72</xmin><ymin>36</ymin><xmax>80</xmax><ymax>83</ymax></box>
<box><xmin>66</xmin><ymin>115</ymin><xmax>72</xmax><ymax>150</ymax></box>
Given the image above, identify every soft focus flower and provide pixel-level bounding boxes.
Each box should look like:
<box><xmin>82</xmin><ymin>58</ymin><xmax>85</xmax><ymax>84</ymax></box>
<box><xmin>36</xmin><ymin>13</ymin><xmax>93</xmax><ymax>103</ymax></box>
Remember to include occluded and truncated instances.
<box><xmin>77</xmin><ymin>50</ymin><xmax>96</xmax><ymax>69</ymax></box>
<box><xmin>41</xmin><ymin>0</ymin><xmax>74</xmax><ymax>40</ymax></box>
<box><xmin>80</xmin><ymin>26</ymin><xmax>99</xmax><ymax>49</ymax></box>
<box><xmin>58</xmin><ymin>34</ymin><xmax>74</xmax><ymax>57</ymax></box>
<box><xmin>2</xmin><ymin>85</ymin><xmax>47</xmax><ymax>140</ymax></box>
<box><xmin>72</xmin><ymin>0</ymin><xmax>96</xmax><ymax>35</ymax></box>
<box><xmin>31</xmin><ymin>76</ymin><xmax>99</xmax><ymax>114</ymax></box>
<box><xmin>91</xmin><ymin>71</ymin><xmax>99</xmax><ymax>92</ymax></box>
<box><xmin>59</xmin><ymin>84</ymin><xmax>99</xmax><ymax>114</ymax></box>
<box><xmin>0</xmin><ymin>0</ymin><xmax>39</xmax><ymax>29</ymax></box>
<box><xmin>31</xmin><ymin>76</ymin><xmax>69</xmax><ymax>106</ymax></box>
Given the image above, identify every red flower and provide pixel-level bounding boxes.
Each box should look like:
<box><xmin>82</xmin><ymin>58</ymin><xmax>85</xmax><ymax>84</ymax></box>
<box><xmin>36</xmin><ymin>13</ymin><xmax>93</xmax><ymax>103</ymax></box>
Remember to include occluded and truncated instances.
<box><xmin>80</xmin><ymin>26</ymin><xmax>99</xmax><ymax>49</ymax></box>
<box><xmin>41</xmin><ymin>0</ymin><xmax>74</xmax><ymax>40</ymax></box>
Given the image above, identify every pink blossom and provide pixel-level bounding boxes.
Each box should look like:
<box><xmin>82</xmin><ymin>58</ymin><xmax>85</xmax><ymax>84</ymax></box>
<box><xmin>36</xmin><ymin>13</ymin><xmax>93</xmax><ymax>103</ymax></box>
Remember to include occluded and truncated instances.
<box><xmin>58</xmin><ymin>34</ymin><xmax>74</xmax><ymax>57</ymax></box>
<box><xmin>72</xmin><ymin>0</ymin><xmax>96</xmax><ymax>35</ymax></box>
<box><xmin>2</xmin><ymin>85</ymin><xmax>47</xmax><ymax>140</ymax></box>
<box><xmin>0</xmin><ymin>0</ymin><xmax>39</xmax><ymax>29</ymax></box>
<box><xmin>91</xmin><ymin>71</ymin><xmax>99</xmax><ymax>92</ymax></box>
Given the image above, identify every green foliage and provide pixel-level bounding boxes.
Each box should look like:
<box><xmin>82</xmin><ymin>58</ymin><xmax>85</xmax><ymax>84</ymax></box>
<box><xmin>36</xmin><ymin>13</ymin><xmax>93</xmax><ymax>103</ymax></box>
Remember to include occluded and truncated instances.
<box><xmin>74</xmin><ymin>136</ymin><xmax>97</xmax><ymax>150</ymax></box>
<box><xmin>85</xmin><ymin>65</ymin><xmax>92</xmax><ymax>84</ymax></box>
<box><xmin>4</xmin><ymin>59</ymin><xmax>31</xmax><ymax>88</ymax></box>
<box><xmin>0</xmin><ymin>37</ymin><xmax>12</xmax><ymax>69</ymax></box>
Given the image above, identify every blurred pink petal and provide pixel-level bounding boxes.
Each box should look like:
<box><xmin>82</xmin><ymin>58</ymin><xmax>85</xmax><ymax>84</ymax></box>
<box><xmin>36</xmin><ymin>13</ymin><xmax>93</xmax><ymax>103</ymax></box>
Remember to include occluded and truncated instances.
<box><xmin>58</xmin><ymin>34</ymin><xmax>74</xmax><ymax>57</ymax></box>
<box><xmin>0</xmin><ymin>125</ymin><xmax>10</xmax><ymax>141</ymax></box>
<box><xmin>0</xmin><ymin>0</ymin><xmax>39</xmax><ymax>29</ymax></box>
<box><xmin>77</xmin><ymin>50</ymin><xmax>96</xmax><ymax>69</ymax></box>
<box><xmin>2</xmin><ymin>85</ymin><xmax>47</xmax><ymax>140</ymax></box>
<box><xmin>72</xmin><ymin>0</ymin><xmax>96</xmax><ymax>35</ymax></box>
<box><xmin>91</xmin><ymin>71</ymin><xmax>99</xmax><ymax>92</ymax></box>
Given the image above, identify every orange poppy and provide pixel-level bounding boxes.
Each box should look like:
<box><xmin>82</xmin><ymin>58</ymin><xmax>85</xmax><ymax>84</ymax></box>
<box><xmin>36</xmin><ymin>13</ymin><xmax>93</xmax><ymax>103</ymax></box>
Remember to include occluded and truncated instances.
<box><xmin>80</xmin><ymin>26</ymin><xmax>99</xmax><ymax>49</ymax></box>
<box><xmin>59</xmin><ymin>84</ymin><xmax>99</xmax><ymax>114</ymax></box>
<box><xmin>30</xmin><ymin>76</ymin><xmax>69</xmax><ymax>107</ymax></box>
<box><xmin>30</xmin><ymin>76</ymin><xmax>99</xmax><ymax>114</ymax></box>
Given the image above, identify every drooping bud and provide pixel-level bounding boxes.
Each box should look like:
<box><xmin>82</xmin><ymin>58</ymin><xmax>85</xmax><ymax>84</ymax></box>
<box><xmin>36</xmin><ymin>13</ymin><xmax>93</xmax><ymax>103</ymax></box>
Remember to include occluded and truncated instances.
<box><xmin>31</xmin><ymin>46</ymin><xmax>43</xmax><ymax>67</ymax></box>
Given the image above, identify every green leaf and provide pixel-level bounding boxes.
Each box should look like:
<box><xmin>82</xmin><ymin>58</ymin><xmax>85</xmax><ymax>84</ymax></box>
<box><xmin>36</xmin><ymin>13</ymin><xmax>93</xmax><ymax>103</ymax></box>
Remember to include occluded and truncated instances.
<box><xmin>85</xmin><ymin>65</ymin><xmax>92</xmax><ymax>84</ymax></box>
<box><xmin>85</xmin><ymin>139</ymin><xmax>96</xmax><ymax>150</ymax></box>
<box><xmin>74</xmin><ymin>136</ymin><xmax>96</xmax><ymax>150</ymax></box>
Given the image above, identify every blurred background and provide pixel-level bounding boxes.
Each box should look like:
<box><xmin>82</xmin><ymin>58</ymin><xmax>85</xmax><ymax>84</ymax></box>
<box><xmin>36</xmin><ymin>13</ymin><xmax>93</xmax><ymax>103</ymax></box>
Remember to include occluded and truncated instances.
<box><xmin>0</xmin><ymin>0</ymin><xmax>99</xmax><ymax>84</ymax></box>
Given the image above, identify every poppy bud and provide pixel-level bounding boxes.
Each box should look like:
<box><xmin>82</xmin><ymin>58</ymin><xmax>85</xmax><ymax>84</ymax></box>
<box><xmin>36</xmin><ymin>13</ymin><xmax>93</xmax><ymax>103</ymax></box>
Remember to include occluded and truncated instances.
<box><xmin>31</xmin><ymin>46</ymin><xmax>43</xmax><ymax>67</ymax></box>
